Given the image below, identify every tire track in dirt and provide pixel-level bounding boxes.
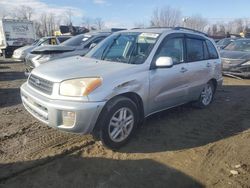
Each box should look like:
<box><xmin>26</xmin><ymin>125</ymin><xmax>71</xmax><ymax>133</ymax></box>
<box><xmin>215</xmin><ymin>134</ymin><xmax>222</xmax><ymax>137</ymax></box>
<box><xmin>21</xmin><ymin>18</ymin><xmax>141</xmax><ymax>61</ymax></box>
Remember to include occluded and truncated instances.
<box><xmin>0</xmin><ymin>139</ymin><xmax>96</xmax><ymax>183</ymax></box>
<box><xmin>0</xmin><ymin>60</ymin><xmax>98</xmax><ymax>182</ymax></box>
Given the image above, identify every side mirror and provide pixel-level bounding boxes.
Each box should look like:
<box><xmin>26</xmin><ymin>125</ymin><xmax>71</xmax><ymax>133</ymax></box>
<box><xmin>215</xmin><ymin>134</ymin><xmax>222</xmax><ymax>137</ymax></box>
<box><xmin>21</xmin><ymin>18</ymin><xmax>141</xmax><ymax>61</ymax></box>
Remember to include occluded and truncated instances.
<box><xmin>89</xmin><ymin>43</ymin><xmax>97</xmax><ymax>49</ymax></box>
<box><xmin>155</xmin><ymin>57</ymin><xmax>173</xmax><ymax>68</ymax></box>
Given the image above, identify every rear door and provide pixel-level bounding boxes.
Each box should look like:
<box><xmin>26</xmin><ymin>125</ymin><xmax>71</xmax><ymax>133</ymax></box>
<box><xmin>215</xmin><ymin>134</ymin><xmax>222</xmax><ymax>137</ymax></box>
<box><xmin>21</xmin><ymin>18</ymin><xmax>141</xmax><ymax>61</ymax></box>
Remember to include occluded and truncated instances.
<box><xmin>184</xmin><ymin>35</ymin><xmax>212</xmax><ymax>101</ymax></box>
<box><xmin>149</xmin><ymin>33</ymin><xmax>189</xmax><ymax>113</ymax></box>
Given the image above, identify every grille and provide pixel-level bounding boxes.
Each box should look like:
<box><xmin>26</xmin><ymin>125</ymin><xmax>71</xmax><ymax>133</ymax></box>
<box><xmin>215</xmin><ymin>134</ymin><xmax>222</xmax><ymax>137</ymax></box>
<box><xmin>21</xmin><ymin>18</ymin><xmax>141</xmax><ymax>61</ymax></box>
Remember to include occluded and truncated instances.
<box><xmin>28</xmin><ymin>74</ymin><xmax>53</xmax><ymax>95</ymax></box>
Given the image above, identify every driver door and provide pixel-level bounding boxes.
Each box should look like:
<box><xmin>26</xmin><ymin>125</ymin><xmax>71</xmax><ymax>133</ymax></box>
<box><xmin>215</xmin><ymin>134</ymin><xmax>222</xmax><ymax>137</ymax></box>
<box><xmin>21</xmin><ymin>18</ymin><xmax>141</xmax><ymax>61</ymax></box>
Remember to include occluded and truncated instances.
<box><xmin>148</xmin><ymin>34</ymin><xmax>189</xmax><ymax>114</ymax></box>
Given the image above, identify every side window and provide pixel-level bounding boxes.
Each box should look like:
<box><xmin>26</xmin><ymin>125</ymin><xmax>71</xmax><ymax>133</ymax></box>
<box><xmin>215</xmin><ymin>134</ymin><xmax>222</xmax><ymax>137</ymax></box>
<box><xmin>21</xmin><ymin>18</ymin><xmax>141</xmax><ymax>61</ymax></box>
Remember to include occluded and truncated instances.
<box><xmin>156</xmin><ymin>38</ymin><xmax>184</xmax><ymax>64</ymax></box>
<box><xmin>206</xmin><ymin>40</ymin><xmax>219</xmax><ymax>59</ymax></box>
<box><xmin>203</xmin><ymin>41</ymin><xmax>209</xmax><ymax>60</ymax></box>
<box><xmin>186</xmin><ymin>38</ymin><xmax>204</xmax><ymax>62</ymax></box>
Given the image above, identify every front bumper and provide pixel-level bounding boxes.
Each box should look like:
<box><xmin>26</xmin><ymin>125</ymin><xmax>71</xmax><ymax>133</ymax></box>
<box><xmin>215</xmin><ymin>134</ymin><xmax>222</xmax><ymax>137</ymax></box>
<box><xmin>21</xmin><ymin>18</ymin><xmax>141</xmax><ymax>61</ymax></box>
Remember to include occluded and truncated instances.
<box><xmin>223</xmin><ymin>64</ymin><xmax>250</xmax><ymax>78</ymax></box>
<box><xmin>222</xmin><ymin>58</ymin><xmax>250</xmax><ymax>78</ymax></box>
<box><xmin>20</xmin><ymin>82</ymin><xmax>105</xmax><ymax>134</ymax></box>
<box><xmin>12</xmin><ymin>53</ymin><xmax>25</xmax><ymax>61</ymax></box>
<box><xmin>223</xmin><ymin>71</ymin><xmax>250</xmax><ymax>78</ymax></box>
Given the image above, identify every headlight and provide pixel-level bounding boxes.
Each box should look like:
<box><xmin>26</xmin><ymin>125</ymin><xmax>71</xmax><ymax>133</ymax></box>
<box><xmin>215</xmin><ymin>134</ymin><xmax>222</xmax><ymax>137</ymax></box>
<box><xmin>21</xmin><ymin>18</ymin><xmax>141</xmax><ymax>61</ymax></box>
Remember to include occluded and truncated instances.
<box><xmin>38</xmin><ymin>55</ymin><xmax>52</xmax><ymax>62</ymax></box>
<box><xmin>242</xmin><ymin>61</ymin><xmax>250</xmax><ymax>66</ymax></box>
<box><xmin>60</xmin><ymin>77</ymin><xmax>102</xmax><ymax>97</ymax></box>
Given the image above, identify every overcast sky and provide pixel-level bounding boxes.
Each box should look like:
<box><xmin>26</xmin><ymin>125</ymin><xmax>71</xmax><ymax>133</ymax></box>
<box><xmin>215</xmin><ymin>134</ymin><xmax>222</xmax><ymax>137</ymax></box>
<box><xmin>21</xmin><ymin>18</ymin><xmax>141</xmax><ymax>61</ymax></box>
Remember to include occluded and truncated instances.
<box><xmin>1</xmin><ymin>0</ymin><xmax>250</xmax><ymax>28</ymax></box>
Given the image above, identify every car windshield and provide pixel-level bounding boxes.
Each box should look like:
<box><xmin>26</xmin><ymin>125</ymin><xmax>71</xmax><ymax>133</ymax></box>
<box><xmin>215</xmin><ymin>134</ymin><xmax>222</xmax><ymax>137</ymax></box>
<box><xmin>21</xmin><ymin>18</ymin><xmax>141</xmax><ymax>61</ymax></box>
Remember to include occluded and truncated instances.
<box><xmin>86</xmin><ymin>32</ymin><xmax>159</xmax><ymax>64</ymax></box>
<box><xmin>34</xmin><ymin>38</ymin><xmax>47</xmax><ymax>46</ymax></box>
<box><xmin>61</xmin><ymin>34</ymin><xmax>91</xmax><ymax>46</ymax></box>
<box><xmin>224</xmin><ymin>40</ymin><xmax>250</xmax><ymax>51</ymax></box>
<box><xmin>217</xmin><ymin>38</ymin><xmax>232</xmax><ymax>46</ymax></box>
<box><xmin>32</xmin><ymin>39</ymin><xmax>40</xmax><ymax>46</ymax></box>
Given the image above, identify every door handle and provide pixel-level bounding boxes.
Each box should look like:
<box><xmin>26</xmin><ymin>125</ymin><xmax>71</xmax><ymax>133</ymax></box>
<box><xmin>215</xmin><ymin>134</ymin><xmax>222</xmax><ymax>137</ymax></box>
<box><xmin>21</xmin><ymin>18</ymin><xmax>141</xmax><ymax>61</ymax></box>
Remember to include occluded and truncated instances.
<box><xmin>180</xmin><ymin>67</ymin><xmax>188</xmax><ymax>73</ymax></box>
<box><xmin>206</xmin><ymin>63</ymin><xmax>211</xmax><ymax>67</ymax></box>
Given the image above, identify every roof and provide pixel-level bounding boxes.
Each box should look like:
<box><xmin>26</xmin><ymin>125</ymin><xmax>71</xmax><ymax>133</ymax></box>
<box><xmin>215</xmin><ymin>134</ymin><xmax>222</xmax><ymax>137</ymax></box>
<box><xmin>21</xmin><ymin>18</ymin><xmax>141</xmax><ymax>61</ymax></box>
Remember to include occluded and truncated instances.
<box><xmin>118</xmin><ymin>27</ymin><xmax>208</xmax><ymax>37</ymax></box>
<box><xmin>121</xmin><ymin>28</ymin><xmax>171</xmax><ymax>34</ymax></box>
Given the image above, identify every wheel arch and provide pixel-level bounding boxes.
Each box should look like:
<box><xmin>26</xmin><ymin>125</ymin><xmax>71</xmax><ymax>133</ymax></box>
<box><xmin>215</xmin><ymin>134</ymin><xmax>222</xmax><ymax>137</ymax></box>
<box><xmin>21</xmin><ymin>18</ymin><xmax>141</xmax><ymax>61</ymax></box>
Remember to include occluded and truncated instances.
<box><xmin>93</xmin><ymin>92</ymin><xmax>145</xmax><ymax>133</ymax></box>
<box><xmin>210</xmin><ymin>78</ymin><xmax>218</xmax><ymax>90</ymax></box>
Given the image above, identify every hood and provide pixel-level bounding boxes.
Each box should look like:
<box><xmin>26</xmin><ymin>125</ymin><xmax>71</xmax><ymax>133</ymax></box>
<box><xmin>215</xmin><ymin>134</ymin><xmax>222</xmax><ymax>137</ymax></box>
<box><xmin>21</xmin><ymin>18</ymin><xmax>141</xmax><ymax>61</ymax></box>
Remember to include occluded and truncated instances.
<box><xmin>220</xmin><ymin>50</ymin><xmax>250</xmax><ymax>60</ymax></box>
<box><xmin>32</xmin><ymin>56</ymin><xmax>139</xmax><ymax>83</ymax></box>
<box><xmin>15</xmin><ymin>45</ymin><xmax>33</xmax><ymax>52</ymax></box>
<box><xmin>31</xmin><ymin>45</ymin><xmax>75</xmax><ymax>54</ymax></box>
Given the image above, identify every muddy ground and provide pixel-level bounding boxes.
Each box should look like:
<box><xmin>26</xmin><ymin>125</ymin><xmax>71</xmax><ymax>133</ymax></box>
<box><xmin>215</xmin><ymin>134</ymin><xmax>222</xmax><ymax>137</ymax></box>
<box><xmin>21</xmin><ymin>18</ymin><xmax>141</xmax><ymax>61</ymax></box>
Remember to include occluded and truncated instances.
<box><xmin>0</xmin><ymin>58</ymin><xmax>249</xmax><ymax>188</ymax></box>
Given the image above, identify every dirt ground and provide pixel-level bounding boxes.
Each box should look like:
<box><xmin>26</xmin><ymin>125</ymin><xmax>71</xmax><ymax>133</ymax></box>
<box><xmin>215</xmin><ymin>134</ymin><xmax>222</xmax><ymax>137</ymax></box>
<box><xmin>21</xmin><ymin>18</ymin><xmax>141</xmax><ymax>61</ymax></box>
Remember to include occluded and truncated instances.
<box><xmin>0</xmin><ymin>58</ymin><xmax>249</xmax><ymax>188</ymax></box>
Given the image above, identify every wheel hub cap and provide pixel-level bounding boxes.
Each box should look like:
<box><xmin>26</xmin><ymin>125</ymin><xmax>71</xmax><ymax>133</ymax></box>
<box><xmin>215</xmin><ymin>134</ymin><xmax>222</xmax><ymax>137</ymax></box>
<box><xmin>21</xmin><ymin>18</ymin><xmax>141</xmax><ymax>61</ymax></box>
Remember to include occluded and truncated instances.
<box><xmin>201</xmin><ymin>84</ymin><xmax>213</xmax><ymax>106</ymax></box>
<box><xmin>108</xmin><ymin>107</ymin><xmax>134</xmax><ymax>143</ymax></box>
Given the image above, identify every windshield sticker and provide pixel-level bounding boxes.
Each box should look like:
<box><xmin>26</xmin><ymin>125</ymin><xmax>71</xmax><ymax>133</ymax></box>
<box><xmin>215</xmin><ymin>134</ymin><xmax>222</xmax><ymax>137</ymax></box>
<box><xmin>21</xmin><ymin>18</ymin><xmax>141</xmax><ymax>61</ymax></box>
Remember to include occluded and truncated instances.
<box><xmin>82</xmin><ymin>37</ymin><xmax>90</xmax><ymax>41</ymax></box>
<box><xmin>139</xmin><ymin>33</ymin><xmax>159</xmax><ymax>38</ymax></box>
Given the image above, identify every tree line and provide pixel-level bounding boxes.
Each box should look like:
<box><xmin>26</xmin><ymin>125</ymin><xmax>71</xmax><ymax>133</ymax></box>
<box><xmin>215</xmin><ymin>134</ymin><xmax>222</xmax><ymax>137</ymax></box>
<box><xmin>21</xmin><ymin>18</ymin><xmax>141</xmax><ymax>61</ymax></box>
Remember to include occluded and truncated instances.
<box><xmin>0</xmin><ymin>5</ymin><xmax>105</xmax><ymax>37</ymax></box>
<box><xmin>140</xmin><ymin>6</ymin><xmax>250</xmax><ymax>36</ymax></box>
<box><xmin>1</xmin><ymin>5</ymin><xmax>249</xmax><ymax>37</ymax></box>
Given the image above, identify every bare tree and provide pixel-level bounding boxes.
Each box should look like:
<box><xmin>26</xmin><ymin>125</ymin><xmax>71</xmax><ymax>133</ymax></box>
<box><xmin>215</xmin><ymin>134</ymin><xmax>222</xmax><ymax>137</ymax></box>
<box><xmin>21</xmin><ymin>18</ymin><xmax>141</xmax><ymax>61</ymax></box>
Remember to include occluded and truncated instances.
<box><xmin>47</xmin><ymin>13</ymin><xmax>56</xmax><ymax>35</ymax></box>
<box><xmin>35</xmin><ymin>13</ymin><xmax>58</xmax><ymax>37</ymax></box>
<box><xmin>95</xmin><ymin>18</ymin><xmax>105</xmax><ymax>30</ymax></box>
<box><xmin>228</xmin><ymin>18</ymin><xmax>244</xmax><ymax>34</ymax></box>
<box><xmin>134</xmin><ymin>22</ymin><xmax>146</xmax><ymax>28</ymax></box>
<box><xmin>150</xmin><ymin>6</ymin><xmax>181</xmax><ymax>27</ymax></box>
<box><xmin>34</xmin><ymin>21</ymin><xmax>43</xmax><ymax>37</ymax></box>
<box><xmin>212</xmin><ymin>24</ymin><xmax>217</xmax><ymax>35</ymax></box>
<box><xmin>0</xmin><ymin>7</ymin><xmax>8</xmax><ymax>19</ymax></box>
<box><xmin>64</xmin><ymin>9</ymin><xmax>73</xmax><ymax>26</ymax></box>
<box><xmin>14</xmin><ymin>5</ymin><xmax>33</xmax><ymax>20</ymax></box>
<box><xmin>183</xmin><ymin>15</ymin><xmax>208</xmax><ymax>32</ymax></box>
<box><xmin>40</xmin><ymin>13</ymin><xmax>48</xmax><ymax>36</ymax></box>
<box><xmin>82</xmin><ymin>17</ymin><xmax>94</xmax><ymax>30</ymax></box>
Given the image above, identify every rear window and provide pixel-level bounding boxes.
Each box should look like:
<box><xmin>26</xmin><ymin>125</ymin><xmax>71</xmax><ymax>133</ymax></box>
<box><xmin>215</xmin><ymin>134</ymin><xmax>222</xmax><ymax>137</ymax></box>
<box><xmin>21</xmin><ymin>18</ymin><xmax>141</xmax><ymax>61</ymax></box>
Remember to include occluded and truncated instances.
<box><xmin>186</xmin><ymin>38</ymin><xmax>204</xmax><ymax>62</ymax></box>
<box><xmin>206</xmin><ymin>40</ymin><xmax>219</xmax><ymax>59</ymax></box>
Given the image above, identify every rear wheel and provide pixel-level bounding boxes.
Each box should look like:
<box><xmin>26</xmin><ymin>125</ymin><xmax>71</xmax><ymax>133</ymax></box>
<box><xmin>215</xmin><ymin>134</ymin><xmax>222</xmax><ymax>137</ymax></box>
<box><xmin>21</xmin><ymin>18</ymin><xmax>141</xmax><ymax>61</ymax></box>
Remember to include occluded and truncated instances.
<box><xmin>95</xmin><ymin>96</ymin><xmax>138</xmax><ymax>149</ymax></box>
<box><xmin>195</xmin><ymin>81</ymin><xmax>215</xmax><ymax>108</ymax></box>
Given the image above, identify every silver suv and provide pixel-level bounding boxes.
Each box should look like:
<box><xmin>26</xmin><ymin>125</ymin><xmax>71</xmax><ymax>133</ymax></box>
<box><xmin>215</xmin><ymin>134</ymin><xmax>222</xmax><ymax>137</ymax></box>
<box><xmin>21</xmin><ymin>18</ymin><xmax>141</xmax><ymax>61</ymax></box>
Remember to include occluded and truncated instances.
<box><xmin>21</xmin><ymin>28</ymin><xmax>222</xmax><ymax>149</ymax></box>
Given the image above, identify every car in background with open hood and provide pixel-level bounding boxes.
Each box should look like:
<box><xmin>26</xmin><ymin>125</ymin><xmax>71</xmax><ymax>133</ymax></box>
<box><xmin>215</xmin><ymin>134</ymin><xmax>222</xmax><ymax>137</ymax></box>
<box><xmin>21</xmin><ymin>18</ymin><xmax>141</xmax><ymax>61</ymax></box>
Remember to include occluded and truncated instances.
<box><xmin>12</xmin><ymin>36</ymin><xmax>71</xmax><ymax>61</ymax></box>
<box><xmin>216</xmin><ymin>37</ymin><xmax>239</xmax><ymax>49</ymax></box>
<box><xmin>221</xmin><ymin>38</ymin><xmax>250</xmax><ymax>78</ymax></box>
<box><xmin>24</xmin><ymin>31</ymin><xmax>113</xmax><ymax>75</ymax></box>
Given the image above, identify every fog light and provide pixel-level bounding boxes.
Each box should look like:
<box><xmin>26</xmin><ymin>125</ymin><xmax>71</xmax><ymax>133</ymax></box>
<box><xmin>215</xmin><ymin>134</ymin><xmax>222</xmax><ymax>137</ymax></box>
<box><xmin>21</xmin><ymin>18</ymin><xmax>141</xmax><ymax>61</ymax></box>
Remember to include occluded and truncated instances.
<box><xmin>62</xmin><ymin>111</ymin><xmax>76</xmax><ymax>127</ymax></box>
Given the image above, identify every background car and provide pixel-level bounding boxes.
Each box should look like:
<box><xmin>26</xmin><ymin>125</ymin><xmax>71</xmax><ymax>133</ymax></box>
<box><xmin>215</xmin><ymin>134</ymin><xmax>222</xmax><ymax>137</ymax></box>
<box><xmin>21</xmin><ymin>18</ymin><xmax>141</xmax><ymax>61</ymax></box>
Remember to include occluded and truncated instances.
<box><xmin>221</xmin><ymin>38</ymin><xmax>250</xmax><ymax>78</ymax></box>
<box><xmin>216</xmin><ymin>37</ymin><xmax>239</xmax><ymax>49</ymax></box>
<box><xmin>24</xmin><ymin>31</ymin><xmax>113</xmax><ymax>75</ymax></box>
<box><xmin>12</xmin><ymin>36</ymin><xmax>72</xmax><ymax>61</ymax></box>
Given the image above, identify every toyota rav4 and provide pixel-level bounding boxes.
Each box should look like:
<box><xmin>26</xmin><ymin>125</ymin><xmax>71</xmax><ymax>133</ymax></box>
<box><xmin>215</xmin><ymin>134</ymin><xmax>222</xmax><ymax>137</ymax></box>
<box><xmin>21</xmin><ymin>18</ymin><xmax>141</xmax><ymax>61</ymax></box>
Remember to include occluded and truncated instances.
<box><xmin>21</xmin><ymin>27</ymin><xmax>222</xmax><ymax>149</ymax></box>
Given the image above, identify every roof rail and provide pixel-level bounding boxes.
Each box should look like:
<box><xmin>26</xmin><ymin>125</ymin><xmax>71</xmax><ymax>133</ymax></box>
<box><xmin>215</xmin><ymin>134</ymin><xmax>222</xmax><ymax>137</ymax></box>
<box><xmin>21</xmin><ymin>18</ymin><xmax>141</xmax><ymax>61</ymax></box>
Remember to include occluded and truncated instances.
<box><xmin>174</xmin><ymin>27</ymin><xmax>208</xmax><ymax>36</ymax></box>
<box><xmin>147</xmin><ymin>26</ymin><xmax>174</xmax><ymax>29</ymax></box>
<box><xmin>138</xmin><ymin>26</ymin><xmax>208</xmax><ymax>36</ymax></box>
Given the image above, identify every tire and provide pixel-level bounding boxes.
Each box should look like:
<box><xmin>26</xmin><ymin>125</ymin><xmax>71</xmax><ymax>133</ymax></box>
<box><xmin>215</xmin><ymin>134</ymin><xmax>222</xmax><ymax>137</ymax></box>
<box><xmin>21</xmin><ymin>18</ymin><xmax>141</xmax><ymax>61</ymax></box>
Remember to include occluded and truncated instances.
<box><xmin>3</xmin><ymin>49</ymin><xmax>11</xmax><ymax>58</ymax></box>
<box><xmin>194</xmin><ymin>81</ymin><xmax>215</xmax><ymax>108</ymax></box>
<box><xmin>2</xmin><ymin>50</ymin><xmax>6</xmax><ymax>58</ymax></box>
<box><xmin>96</xmin><ymin>96</ymin><xmax>139</xmax><ymax>150</ymax></box>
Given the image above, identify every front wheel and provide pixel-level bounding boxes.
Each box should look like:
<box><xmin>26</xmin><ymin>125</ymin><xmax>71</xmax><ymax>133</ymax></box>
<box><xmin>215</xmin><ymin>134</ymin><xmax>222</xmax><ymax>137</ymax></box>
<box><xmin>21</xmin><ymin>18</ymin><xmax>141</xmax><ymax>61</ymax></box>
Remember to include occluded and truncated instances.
<box><xmin>97</xmin><ymin>96</ymin><xmax>138</xmax><ymax>150</ymax></box>
<box><xmin>195</xmin><ymin>81</ymin><xmax>215</xmax><ymax>108</ymax></box>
